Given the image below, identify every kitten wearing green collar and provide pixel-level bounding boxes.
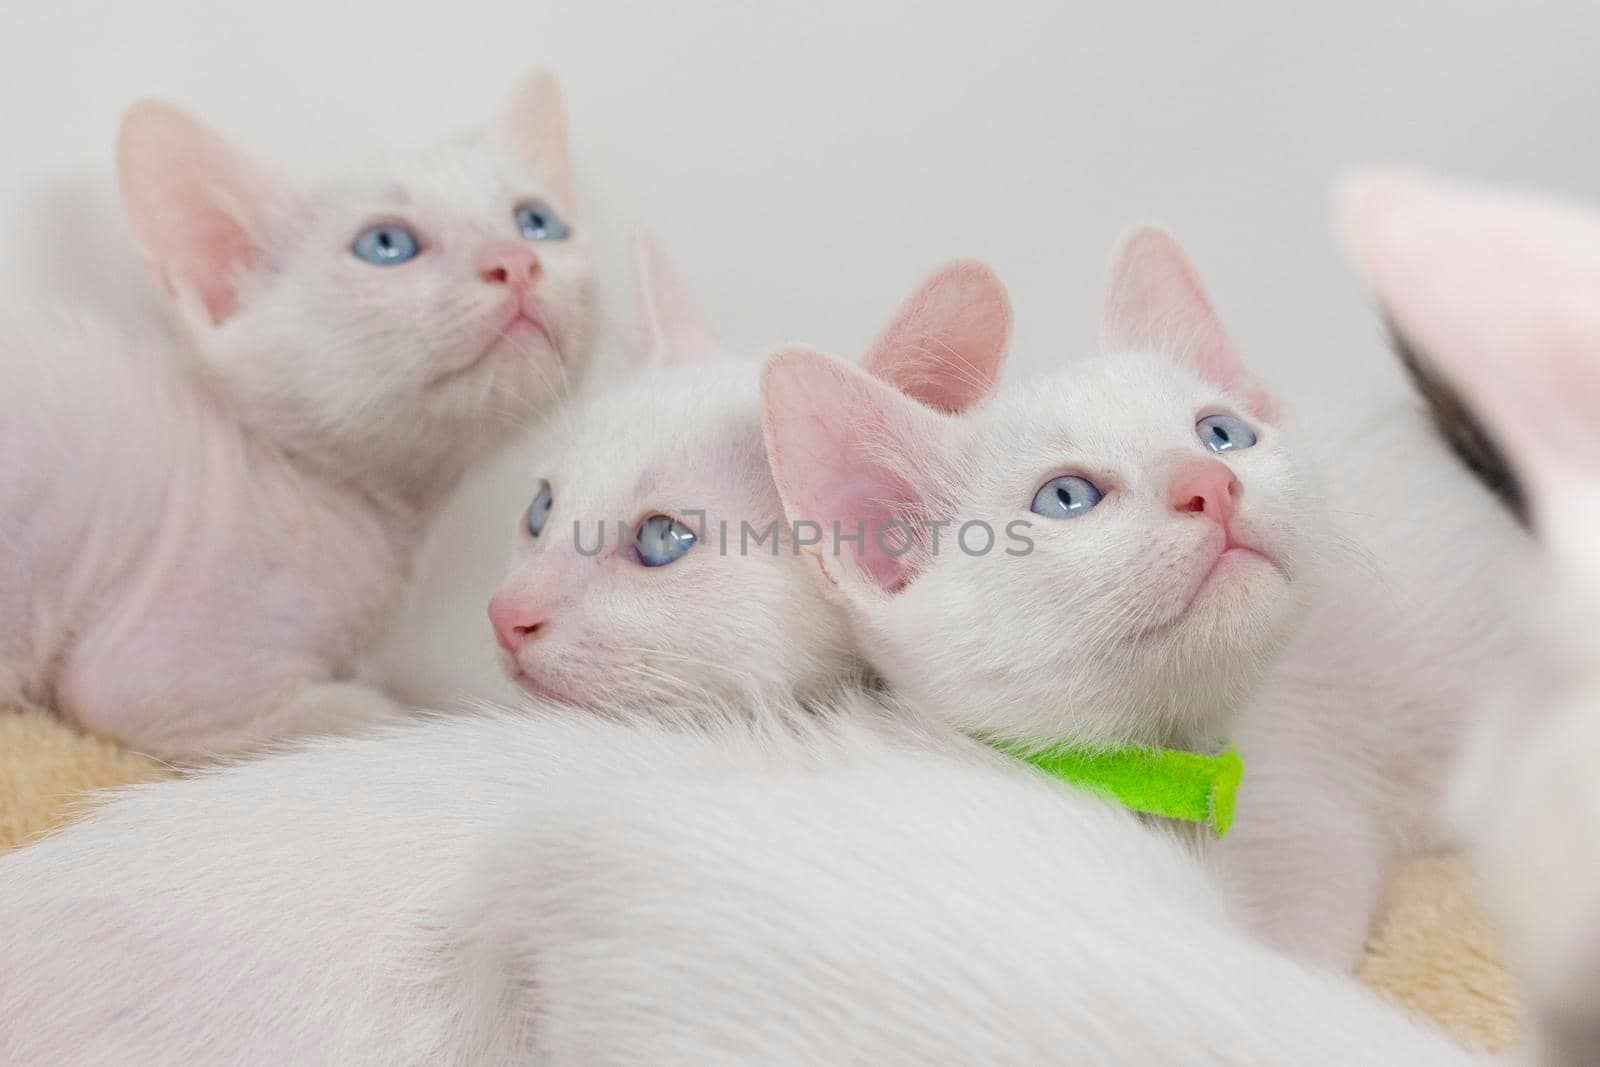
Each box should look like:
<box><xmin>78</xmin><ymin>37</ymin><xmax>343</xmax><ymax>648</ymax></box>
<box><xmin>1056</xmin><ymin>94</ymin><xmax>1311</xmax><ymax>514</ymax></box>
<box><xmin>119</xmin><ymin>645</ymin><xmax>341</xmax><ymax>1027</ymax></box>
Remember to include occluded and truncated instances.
<box><xmin>764</xmin><ymin>226</ymin><xmax>1538</xmax><ymax>970</ymax></box>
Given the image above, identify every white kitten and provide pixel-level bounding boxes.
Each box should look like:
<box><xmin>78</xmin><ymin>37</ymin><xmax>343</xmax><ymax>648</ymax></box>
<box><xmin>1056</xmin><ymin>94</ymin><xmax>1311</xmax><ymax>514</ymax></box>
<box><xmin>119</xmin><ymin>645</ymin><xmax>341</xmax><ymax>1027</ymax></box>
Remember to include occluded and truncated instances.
<box><xmin>486</xmin><ymin>236</ymin><xmax>1010</xmax><ymax>709</ymax></box>
<box><xmin>0</xmin><ymin>72</ymin><xmax>595</xmax><ymax>758</ymax></box>
<box><xmin>1341</xmin><ymin>168</ymin><xmax>1600</xmax><ymax>1066</ymax></box>
<box><xmin>762</xmin><ymin>227</ymin><xmax>1537</xmax><ymax>967</ymax></box>
<box><xmin>0</xmin><ymin>703</ymin><xmax>1482</xmax><ymax>1066</ymax></box>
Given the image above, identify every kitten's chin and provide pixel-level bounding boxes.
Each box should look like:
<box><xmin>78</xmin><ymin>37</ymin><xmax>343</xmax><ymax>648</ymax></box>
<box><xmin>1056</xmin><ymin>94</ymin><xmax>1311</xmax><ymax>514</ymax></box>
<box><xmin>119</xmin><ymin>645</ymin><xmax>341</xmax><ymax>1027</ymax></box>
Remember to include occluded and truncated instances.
<box><xmin>493</xmin><ymin>315</ymin><xmax>557</xmax><ymax>361</ymax></box>
<box><xmin>1135</xmin><ymin>548</ymin><xmax>1298</xmax><ymax>715</ymax></box>
<box><xmin>431</xmin><ymin>316</ymin><xmax>559</xmax><ymax>393</ymax></box>
<box><xmin>500</xmin><ymin>650</ymin><xmax>583</xmax><ymax>706</ymax></box>
<box><xmin>1187</xmin><ymin>545</ymin><xmax>1282</xmax><ymax>608</ymax></box>
<box><xmin>508</xmin><ymin>670</ymin><xmax>567</xmax><ymax>704</ymax></box>
<box><xmin>504</xmin><ymin>655</ymin><xmax>695</xmax><ymax>713</ymax></box>
<box><xmin>1157</xmin><ymin>544</ymin><xmax>1292</xmax><ymax>635</ymax></box>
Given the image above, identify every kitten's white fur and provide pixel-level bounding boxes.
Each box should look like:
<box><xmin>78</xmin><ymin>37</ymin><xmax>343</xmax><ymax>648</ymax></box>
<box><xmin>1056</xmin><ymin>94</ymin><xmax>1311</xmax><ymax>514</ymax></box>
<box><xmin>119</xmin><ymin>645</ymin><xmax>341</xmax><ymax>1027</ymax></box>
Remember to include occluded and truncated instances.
<box><xmin>1341</xmin><ymin>168</ymin><xmax>1600</xmax><ymax>1066</ymax></box>
<box><xmin>0</xmin><ymin>705</ymin><xmax>1482</xmax><ymax>1066</ymax></box>
<box><xmin>762</xmin><ymin>229</ymin><xmax>1537</xmax><ymax>968</ymax></box>
<box><xmin>0</xmin><ymin>73</ymin><xmax>595</xmax><ymax>758</ymax></box>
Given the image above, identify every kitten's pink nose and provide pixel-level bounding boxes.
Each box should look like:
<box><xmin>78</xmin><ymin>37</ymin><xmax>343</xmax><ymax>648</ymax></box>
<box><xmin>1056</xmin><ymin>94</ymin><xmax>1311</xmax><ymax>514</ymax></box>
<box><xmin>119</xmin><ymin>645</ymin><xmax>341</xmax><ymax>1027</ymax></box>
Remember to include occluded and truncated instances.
<box><xmin>1169</xmin><ymin>459</ymin><xmax>1239</xmax><ymax>530</ymax></box>
<box><xmin>488</xmin><ymin>590</ymin><xmax>549</xmax><ymax>653</ymax></box>
<box><xmin>478</xmin><ymin>243</ymin><xmax>541</xmax><ymax>290</ymax></box>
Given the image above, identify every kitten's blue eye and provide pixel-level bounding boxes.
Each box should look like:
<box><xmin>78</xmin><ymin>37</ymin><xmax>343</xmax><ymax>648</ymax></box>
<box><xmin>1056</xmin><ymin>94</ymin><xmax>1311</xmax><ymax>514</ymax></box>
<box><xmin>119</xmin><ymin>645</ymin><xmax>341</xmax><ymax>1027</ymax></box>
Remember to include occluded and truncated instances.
<box><xmin>1030</xmin><ymin>475</ymin><xmax>1103</xmax><ymax>519</ymax></box>
<box><xmin>351</xmin><ymin>223</ymin><xmax>420</xmax><ymax>266</ymax></box>
<box><xmin>633</xmin><ymin>514</ymin><xmax>696</xmax><ymax>567</ymax></box>
<box><xmin>1196</xmin><ymin>414</ymin><xmax>1257</xmax><ymax>453</ymax></box>
<box><xmin>525</xmin><ymin>480</ymin><xmax>552</xmax><ymax>537</ymax></box>
<box><xmin>514</xmin><ymin>201</ymin><xmax>570</xmax><ymax>241</ymax></box>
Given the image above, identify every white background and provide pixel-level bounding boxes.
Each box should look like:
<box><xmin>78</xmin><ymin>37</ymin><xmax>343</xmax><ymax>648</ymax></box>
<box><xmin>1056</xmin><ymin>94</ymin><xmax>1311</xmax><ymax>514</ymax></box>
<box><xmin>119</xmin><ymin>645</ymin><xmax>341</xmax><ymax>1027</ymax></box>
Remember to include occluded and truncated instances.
<box><xmin>4</xmin><ymin>1</ymin><xmax>1597</xmax><ymax>701</ymax></box>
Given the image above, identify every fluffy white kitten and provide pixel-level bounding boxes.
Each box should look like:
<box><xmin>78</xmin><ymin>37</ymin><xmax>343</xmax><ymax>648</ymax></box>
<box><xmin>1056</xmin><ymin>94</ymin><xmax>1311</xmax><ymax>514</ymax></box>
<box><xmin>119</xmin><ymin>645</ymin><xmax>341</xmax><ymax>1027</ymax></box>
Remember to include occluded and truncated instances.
<box><xmin>0</xmin><ymin>72</ymin><xmax>595</xmax><ymax>758</ymax></box>
<box><xmin>1341</xmin><ymin>169</ymin><xmax>1600</xmax><ymax>1067</ymax></box>
<box><xmin>762</xmin><ymin>227</ymin><xmax>1537</xmax><ymax>968</ymax></box>
<box><xmin>0</xmin><ymin>703</ymin><xmax>1483</xmax><ymax>1066</ymax></box>
<box><xmin>487</xmin><ymin>236</ymin><xmax>1010</xmax><ymax>709</ymax></box>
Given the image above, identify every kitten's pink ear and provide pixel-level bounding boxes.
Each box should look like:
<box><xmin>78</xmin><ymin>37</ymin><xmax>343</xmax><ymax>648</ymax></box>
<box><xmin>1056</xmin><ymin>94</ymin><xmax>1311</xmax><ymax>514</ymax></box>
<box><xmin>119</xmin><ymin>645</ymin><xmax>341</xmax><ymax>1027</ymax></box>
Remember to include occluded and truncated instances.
<box><xmin>762</xmin><ymin>348</ymin><xmax>950</xmax><ymax>593</ymax></box>
<box><xmin>117</xmin><ymin>100</ymin><xmax>286</xmax><ymax>326</ymax></box>
<box><xmin>1100</xmin><ymin>227</ymin><xmax>1278</xmax><ymax>423</ymax></box>
<box><xmin>1339</xmin><ymin>170</ymin><xmax>1600</xmax><ymax>503</ymax></box>
<box><xmin>634</xmin><ymin>232</ymin><xmax>722</xmax><ymax>367</ymax></box>
<box><xmin>860</xmin><ymin>259</ymin><xmax>1012</xmax><ymax>412</ymax></box>
<box><xmin>495</xmin><ymin>69</ymin><xmax>576</xmax><ymax>216</ymax></box>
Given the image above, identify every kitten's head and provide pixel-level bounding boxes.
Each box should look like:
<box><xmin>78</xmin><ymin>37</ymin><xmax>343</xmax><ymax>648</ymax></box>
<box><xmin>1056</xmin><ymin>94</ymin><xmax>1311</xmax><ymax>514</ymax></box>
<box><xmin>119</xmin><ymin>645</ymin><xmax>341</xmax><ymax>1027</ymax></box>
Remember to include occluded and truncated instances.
<box><xmin>1340</xmin><ymin>170</ymin><xmax>1600</xmax><ymax>594</ymax></box>
<box><xmin>116</xmin><ymin>71</ymin><xmax>594</xmax><ymax>499</ymax></box>
<box><xmin>764</xmin><ymin>229</ymin><xmax>1313</xmax><ymax>748</ymax></box>
<box><xmin>1341</xmin><ymin>170</ymin><xmax>1600</xmax><ymax>1042</ymax></box>
<box><xmin>487</xmin><ymin>238</ymin><xmax>1011</xmax><ymax>710</ymax></box>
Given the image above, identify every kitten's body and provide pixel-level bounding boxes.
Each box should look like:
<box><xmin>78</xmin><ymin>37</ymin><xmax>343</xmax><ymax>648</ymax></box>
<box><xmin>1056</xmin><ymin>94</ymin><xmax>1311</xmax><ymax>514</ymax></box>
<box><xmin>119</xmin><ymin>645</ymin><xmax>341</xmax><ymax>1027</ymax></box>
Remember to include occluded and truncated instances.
<box><xmin>0</xmin><ymin>702</ymin><xmax>1479</xmax><ymax>1066</ymax></box>
<box><xmin>0</xmin><ymin>74</ymin><xmax>595</xmax><ymax>757</ymax></box>
<box><xmin>1222</xmin><ymin>399</ymin><xmax>1532</xmax><ymax>962</ymax></box>
<box><xmin>0</xmin><ymin>314</ymin><xmax>413</xmax><ymax>752</ymax></box>
<box><xmin>1341</xmin><ymin>169</ymin><xmax>1600</xmax><ymax>1065</ymax></box>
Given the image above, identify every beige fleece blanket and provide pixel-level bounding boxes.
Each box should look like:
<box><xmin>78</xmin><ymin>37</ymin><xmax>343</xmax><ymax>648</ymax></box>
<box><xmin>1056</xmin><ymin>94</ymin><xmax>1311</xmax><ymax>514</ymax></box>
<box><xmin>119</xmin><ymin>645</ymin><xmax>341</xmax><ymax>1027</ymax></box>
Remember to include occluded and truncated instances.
<box><xmin>0</xmin><ymin>707</ymin><xmax>1522</xmax><ymax>1052</ymax></box>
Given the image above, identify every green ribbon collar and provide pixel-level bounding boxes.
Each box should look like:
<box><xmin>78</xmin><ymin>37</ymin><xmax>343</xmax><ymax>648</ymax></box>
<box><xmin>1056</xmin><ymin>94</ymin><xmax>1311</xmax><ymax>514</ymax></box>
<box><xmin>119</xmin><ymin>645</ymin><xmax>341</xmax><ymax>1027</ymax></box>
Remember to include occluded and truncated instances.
<box><xmin>985</xmin><ymin>739</ymin><xmax>1244</xmax><ymax>839</ymax></box>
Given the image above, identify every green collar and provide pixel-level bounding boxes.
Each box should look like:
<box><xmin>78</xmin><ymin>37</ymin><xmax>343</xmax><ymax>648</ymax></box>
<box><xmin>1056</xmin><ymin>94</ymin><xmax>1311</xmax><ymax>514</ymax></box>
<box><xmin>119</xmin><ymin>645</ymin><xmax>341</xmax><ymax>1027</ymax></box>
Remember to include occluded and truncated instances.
<box><xmin>984</xmin><ymin>739</ymin><xmax>1244</xmax><ymax>839</ymax></box>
